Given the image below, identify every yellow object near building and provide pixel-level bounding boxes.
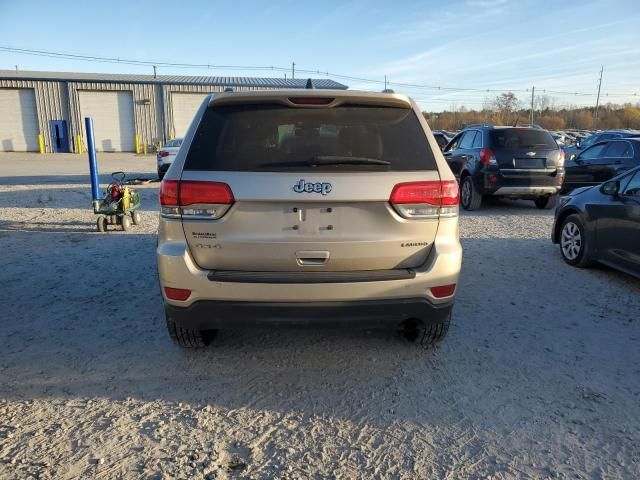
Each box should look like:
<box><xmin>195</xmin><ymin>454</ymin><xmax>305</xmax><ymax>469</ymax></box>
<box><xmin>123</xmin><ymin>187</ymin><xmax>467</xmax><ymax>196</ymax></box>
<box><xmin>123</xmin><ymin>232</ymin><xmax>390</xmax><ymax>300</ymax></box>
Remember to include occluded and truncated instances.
<box><xmin>38</xmin><ymin>134</ymin><xmax>45</xmax><ymax>154</ymax></box>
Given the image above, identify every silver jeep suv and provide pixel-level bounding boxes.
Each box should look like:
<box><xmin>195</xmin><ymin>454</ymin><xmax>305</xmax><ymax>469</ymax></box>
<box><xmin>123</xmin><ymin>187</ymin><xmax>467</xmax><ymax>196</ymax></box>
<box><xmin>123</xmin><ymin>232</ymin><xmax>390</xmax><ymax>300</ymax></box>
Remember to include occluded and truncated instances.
<box><xmin>157</xmin><ymin>89</ymin><xmax>462</xmax><ymax>347</ymax></box>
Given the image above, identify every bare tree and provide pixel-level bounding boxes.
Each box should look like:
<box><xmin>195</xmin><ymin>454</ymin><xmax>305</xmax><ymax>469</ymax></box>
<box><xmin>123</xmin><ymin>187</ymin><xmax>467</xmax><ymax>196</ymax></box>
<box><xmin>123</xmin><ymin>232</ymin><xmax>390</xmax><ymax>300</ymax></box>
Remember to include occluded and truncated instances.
<box><xmin>492</xmin><ymin>92</ymin><xmax>521</xmax><ymax>124</ymax></box>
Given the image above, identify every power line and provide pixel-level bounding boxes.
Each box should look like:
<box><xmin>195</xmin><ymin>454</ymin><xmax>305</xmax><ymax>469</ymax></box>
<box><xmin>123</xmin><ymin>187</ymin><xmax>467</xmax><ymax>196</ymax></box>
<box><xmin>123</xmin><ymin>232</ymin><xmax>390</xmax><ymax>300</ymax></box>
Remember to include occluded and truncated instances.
<box><xmin>1</xmin><ymin>45</ymin><xmax>639</xmax><ymax>99</ymax></box>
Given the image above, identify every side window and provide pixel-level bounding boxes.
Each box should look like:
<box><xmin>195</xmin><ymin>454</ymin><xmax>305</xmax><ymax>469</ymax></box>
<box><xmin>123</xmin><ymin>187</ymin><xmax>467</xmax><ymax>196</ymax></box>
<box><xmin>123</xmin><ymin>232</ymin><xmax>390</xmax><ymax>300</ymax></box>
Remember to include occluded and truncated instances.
<box><xmin>458</xmin><ymin>131</ymin><xmax>476</xmax><ymax>150</ymax></box>
<box><xmin>621</xmin><ymin>171</ymin><xmax>640</xmax><ymax>197</ymax></box>
<box><xmin>579</xmin><ymin>143</ymin><xmax>608</xmax><ymax>161</ymax></box>
<box><xmin>602</xmin><ymin>141</ymin><xmax>630</xmax><ymax>158</ymax></box>
<box><xmin>472</xmin><ymin>131</ymin><xmax>483</xmax><ymax>148</ymax></box>
<box><xmin>445</xmin><ymin>133</ymin><xmax>463</xmax><ymax>151</ymax></box>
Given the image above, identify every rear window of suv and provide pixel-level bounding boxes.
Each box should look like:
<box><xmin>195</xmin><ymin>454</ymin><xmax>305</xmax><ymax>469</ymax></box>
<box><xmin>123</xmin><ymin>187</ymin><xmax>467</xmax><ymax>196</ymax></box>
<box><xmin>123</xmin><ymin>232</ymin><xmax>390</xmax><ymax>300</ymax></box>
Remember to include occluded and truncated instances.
<box><xmin>183</xmin><ymin>104</ymin><xmax>437</xmax><ymax>171</ymax></box>
<box><xmin>489</xmin><ymin>128</ymin><xmax>557</xmax><ymax>150</ymax></box>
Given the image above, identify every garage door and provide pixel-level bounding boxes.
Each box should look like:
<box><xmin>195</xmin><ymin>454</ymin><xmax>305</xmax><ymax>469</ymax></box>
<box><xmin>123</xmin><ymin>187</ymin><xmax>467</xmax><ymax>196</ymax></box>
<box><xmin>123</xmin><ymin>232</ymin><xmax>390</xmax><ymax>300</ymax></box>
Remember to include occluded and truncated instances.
<box><xmin>0</xmin><ymin>88</ymin><xmax>39</xmax><ymax>152</ymax></box>
<box><xmin>171</xmin><ymin>93</ymin><xmax>208</xmax><ymax>138</ymax></box>
<box><xmin>79</xmin><ymin>91</ymin><xmax>135</xmax><ymax>152</ymax></box>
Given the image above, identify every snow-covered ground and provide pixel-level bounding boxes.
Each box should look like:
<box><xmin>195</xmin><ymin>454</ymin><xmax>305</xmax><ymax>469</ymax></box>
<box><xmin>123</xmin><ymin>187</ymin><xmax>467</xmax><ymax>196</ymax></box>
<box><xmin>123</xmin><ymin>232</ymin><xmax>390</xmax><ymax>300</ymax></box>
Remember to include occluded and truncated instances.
<box><xmin>1</xmin><ymin>153</ymin><xmax>639</xmax><ymax>479</ymax></box>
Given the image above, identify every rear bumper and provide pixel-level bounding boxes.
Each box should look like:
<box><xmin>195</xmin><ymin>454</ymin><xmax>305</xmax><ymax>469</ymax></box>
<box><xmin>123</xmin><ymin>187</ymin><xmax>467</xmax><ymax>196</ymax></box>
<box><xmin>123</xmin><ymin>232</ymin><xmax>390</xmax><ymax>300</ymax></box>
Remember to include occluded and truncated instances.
<box><xmin>493</xmin><ymin>186</ymin><xmax>560</xmax><ymax>196</ymax></box>
<box><xmin>165</xmin><ymin>298</ymin><xmax>454</xmax><ymax>330</ymax></box>
<box><xmin>479</xmin><ymin>168</ymin><xmax>563</xmax><ymax>197</ymax></box>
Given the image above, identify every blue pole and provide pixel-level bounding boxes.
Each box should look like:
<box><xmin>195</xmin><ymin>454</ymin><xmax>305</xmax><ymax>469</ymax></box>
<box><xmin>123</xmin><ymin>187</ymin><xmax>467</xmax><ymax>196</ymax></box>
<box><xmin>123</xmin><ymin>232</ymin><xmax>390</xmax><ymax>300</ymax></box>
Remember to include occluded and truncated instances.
<box><xmin>85</xmin><ymin>117</ymin><xmax>101</xmax><ymax>208</ymax></box>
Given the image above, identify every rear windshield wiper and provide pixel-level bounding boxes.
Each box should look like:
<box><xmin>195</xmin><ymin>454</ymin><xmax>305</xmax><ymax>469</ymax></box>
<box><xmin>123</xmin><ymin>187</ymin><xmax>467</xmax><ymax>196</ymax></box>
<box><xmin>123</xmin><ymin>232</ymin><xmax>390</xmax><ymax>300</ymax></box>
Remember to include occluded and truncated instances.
<box><xmin>309</xmin><ymin>156</ymin><xmax>391</xmax><ymax>166</ymax></box>
<box><xmin>259</xmin><ymin>156</ymin><xmax>391</xmax><ymax>168</ymax></box>
<box><xmin>520</xmin><ymin>143</ymin><xmax>551</xmax><ymax>148</ymax></box>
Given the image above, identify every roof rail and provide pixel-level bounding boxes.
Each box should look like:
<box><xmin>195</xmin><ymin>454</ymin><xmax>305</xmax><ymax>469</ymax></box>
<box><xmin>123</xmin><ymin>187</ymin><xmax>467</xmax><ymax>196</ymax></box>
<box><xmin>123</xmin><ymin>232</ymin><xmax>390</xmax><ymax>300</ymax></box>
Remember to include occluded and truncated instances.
<box><xmin>514</xmin><ymin>123</ymin><xmax>543</xmax><ymax>129</ymax></box>
<box><xmin>463</xmin><ymin>123</ymin><xmax>494</xmax><ymax>128</ymax></box>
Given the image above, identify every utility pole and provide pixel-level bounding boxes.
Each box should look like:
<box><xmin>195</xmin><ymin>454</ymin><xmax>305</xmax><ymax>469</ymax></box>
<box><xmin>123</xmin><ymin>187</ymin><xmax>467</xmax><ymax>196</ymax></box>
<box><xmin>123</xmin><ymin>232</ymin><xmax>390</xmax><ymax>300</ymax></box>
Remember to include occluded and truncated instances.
<box><xmin>594</xmin><ymin>66</ymin><xmax>604</xmax><ymax>127</ymax></box>
<box><xmin>292</xmin><ymin>62</ymin><xmax>295</xmax><ymax>80</ymax></box>
<box><xmin>530</xmin><ymin>86</ymin><xmax>535</xmax><ymax>125</ymax></box>
<box><xmin>153</xmin><ymin>65</ymin><xmax>157</xmax><ymax>79</ymax></box>
<box><xmin>384</xmin><ymin>75</ymin><xmax>387</xmax><ymax>90</ymax></box>
<box><xmin>15</xmin><ymin>65</ymin><xmax>18</xmax><ymax>72</ymax></box>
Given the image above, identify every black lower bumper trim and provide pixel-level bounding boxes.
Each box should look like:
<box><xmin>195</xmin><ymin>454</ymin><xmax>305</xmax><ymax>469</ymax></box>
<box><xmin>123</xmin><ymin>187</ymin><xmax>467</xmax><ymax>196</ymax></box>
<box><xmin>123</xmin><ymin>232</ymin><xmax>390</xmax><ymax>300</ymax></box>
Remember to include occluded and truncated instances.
<box><xmin>207</xmin><ymin>269</ymin><xmax>415</xmax><ymax>283</ymax></box>
<box><xmin>165</xmin><ymin>298</ymin><xmax>454</xmax><ymax>330</ymax></box>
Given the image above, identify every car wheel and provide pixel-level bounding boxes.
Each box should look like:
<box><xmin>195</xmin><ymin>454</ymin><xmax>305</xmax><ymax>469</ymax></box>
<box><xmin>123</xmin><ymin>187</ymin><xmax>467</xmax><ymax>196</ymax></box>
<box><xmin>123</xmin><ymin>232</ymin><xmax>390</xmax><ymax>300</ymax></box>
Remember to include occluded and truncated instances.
<box><xmin>401</xmin><ymin>314</ymin><xmax>451</xmax><ymax>347</ymax></box>
<box><xmin>131</xmin><ymin>210</ymin><xmax>141</xmax><ymax>225</ymax></box>
<box><xmin>121</xmin><ymin>216</ymin><xmax>132</xmax><ymax>232</ymax></box>
<box><xmin>535</xmin><ymin>194</ymin><xmax>558</xmax><ymax>209</ymax></box>
<box><xmin>158</xmin><ymin>169</ymin><xmax>165</xmax><ymax>180</ymax></box>
<box><xmin>96</xmin><ymin>215</ymin><xmax>107</xmax><ymax>232</ymax></box>
<box><xmin>166</xmin><ymin>313</ymin><xmax>217</xmax><ymax>348</ymax></box>
<box><xmin>560</xmin><ymin>214</ymin><xmax>593</xmax><ymax>267</ymax></box>
<box><xmin>460</xmin><ymin>176</ymin><xmax>482</xmax><ymax>211</ymax></box>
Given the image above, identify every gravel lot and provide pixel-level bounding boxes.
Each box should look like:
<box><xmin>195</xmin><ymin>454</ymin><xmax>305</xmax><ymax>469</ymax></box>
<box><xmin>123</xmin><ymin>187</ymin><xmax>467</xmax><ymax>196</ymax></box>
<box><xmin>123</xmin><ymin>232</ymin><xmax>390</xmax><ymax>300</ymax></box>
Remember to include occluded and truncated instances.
<box><xmin>1</xmin><ymin>153</ymin><xmax>639</xmax><ymax>479</ymax></box>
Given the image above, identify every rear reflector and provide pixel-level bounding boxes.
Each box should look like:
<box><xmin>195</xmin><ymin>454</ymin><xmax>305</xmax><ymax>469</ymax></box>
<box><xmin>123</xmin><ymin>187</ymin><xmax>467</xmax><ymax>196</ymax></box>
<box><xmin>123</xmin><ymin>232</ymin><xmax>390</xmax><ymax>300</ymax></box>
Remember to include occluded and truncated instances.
<box><xmin>159</xmin><ymin>151</ymin><xmax>170</xmax><ymax>157</ymax></box>
<box><xmin>164</xmin><ymin>287</ymin><xmax>191</xmax><ymax>301</ymax></box>
<box><xmin>288</xmin><ymin>97</ymin><xmax>334</xmax><ymax>105</ymax></box>
<box><xmin>159</xmin><ymin>180</ymin><xmax>234</xmax><ymax>219</ymax></box>
<box><xmin>431</xmin><ymin>284</ymin><xmax>456</xmax><ymax>298</ymax></box>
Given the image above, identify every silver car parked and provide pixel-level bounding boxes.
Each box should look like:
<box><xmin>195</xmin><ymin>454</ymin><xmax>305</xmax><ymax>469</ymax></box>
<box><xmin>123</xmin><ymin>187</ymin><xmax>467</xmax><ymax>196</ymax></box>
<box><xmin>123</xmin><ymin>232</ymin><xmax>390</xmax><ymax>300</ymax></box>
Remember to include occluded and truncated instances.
<box><xmin>157</xmin><ymin>89</ymin><xmax>462</xmax><ymax>347</ymax></box>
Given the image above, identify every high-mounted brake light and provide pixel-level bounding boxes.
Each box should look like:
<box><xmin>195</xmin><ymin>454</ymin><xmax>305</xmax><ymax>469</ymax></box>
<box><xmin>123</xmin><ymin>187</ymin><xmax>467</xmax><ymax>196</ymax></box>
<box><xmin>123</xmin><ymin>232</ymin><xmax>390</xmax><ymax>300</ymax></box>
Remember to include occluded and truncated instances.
<box><xmin>479</xmin><ymin>148</ymin><xmax>497</xmax><ymax>167</ymax></box>
<box><xmin>288</xmin><ymin>97</ymin><xmax>334</xmax><ymax>105</ymax></box>
<box><xmin>389</xmin><ymin>180</ymin><xmax>459</xmax><ymax>219</ymax></box>
<box><xmin>160</xmin><ymin>180</ymin><xmax>234</xmax><ymax>219</ymax></box>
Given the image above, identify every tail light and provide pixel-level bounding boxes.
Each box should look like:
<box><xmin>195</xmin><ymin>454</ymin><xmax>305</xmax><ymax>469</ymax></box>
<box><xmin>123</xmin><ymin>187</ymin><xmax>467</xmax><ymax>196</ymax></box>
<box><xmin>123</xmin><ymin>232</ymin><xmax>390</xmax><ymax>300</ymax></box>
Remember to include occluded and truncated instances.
<box><xmin>389</xmin><ymin>180</ymin><xmax>459</xmax><ymax>219</ymax></box>
<box><xmin>557</xmin><ymin>149</ymin><xmax>565</xmax><ymax>166</ymax></box>
<box><xmin>479</xmin><ymin>148</ymin><xmax>497</xmax><ymax>167</ymax></box>
<box><xmin>160</xmin><ymin>180</ymin><xmax>234</xmax><ymax>219</ymax></box>
<box><xmin>159</xmin><ymin>151</ymin><xmax>170</xmax><ymax>157</ymax></box>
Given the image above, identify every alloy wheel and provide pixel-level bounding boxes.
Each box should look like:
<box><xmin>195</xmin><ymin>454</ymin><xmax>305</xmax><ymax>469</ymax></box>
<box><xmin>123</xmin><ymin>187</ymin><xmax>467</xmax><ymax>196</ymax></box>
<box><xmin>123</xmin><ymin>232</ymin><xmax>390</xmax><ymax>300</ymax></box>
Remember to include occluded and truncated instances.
<box><xmin>561</xmin><ymin>222</ymin><xmax>582</xmax><ymax>260</ymax></box>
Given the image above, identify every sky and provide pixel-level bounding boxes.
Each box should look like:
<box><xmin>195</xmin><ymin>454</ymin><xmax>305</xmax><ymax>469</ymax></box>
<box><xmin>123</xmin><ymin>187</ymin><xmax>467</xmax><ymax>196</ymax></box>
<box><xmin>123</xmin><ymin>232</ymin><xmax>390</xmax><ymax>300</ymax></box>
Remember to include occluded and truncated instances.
<box><xmin>1</xmin><ymin>0</ymin><xmax>639</xmax><ymax>112</ymax></box>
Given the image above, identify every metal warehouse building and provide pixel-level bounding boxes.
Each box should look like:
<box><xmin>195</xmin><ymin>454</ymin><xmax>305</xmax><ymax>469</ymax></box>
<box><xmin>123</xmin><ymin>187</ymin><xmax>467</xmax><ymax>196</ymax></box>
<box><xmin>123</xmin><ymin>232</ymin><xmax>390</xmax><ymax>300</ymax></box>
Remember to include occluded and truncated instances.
<box><xmin>0</xmin><ymin>70</ymin><xmax>348</xmax><ymax>153</ymax></box>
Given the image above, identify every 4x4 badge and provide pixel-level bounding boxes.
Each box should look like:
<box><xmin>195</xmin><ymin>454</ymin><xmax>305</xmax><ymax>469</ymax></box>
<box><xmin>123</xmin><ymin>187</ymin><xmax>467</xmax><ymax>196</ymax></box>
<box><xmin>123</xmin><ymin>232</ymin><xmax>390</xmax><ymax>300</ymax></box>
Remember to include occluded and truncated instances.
<box><xmin>293</xmin><ymin>179</ymin><xmax>332</xmax><ymax>195</ymax></box>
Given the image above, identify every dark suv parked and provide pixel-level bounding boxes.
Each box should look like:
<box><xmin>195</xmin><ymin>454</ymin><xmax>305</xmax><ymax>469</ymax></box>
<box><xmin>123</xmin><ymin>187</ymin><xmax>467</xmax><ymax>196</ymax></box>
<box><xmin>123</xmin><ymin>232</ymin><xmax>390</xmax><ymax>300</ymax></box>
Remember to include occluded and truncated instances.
<box><xmin>443</xmin><ymin>125</ymin><xmax>564</xmax><ymax>210</ymax></box>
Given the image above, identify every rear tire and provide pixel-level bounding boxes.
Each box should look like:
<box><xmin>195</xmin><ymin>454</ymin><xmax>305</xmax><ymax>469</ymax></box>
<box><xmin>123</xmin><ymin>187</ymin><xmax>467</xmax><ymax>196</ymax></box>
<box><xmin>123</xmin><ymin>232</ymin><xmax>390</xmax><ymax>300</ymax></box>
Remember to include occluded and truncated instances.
<box><xmin>402</xmin><ymin>314</ymin><xmax>451</xmax><ymax>347</ymax></box>
<box><xmin>96</xmin><ymin>215</ymin><xmax>107</xmax><ymax>232</ymax></box>
<box><xmin>560</xmin><ymin>214</ymin><xmax>593</xmax><ymax>268</ymax></box>
<box><xmin>460</xmin><ymin>176</ymin><xmax>482</xmax><ymax>211</ymax></box>
<box><xmin>166</xmin><ymin>314</ymin><xmax>217</xmax><ymax>348</ymax></box>
<box><xmin>535</xmin><ymin>194</ymin><xmax>558</xmax><ymax>209</ymax></box>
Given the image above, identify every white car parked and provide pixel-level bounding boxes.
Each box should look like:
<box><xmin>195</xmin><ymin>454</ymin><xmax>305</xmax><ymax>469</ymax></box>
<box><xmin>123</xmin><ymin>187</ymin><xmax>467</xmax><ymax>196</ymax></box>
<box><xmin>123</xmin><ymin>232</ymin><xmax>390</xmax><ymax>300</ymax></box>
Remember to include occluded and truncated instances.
<box><xmin>157</xmin><ymin>138</ymin><xmax>183</xmax><ymax>179</ymax></box>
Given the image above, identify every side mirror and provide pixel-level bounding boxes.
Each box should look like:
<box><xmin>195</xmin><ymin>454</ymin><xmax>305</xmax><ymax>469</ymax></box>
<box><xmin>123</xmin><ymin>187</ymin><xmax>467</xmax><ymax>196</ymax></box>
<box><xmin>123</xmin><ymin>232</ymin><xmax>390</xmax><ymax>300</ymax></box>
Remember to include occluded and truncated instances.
<box><xmin>575</xmin><ymin>141</ymin><xmax>581</xmax><ymax>149</ymax></box>
<box><xmin>601</xmin><ymin>180</ymin><xmax>620</xmax><ymax>196</ymax></box>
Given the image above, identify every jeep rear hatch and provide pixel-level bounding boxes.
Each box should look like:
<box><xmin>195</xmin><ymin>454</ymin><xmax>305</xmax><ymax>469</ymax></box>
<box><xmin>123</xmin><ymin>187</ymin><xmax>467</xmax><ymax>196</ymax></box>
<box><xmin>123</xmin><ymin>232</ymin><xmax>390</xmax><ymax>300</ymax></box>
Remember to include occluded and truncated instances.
<box><xmin>167</xmin><ymin>101</ymin><xmax>454</xmax><ymax>273</ymax></box>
